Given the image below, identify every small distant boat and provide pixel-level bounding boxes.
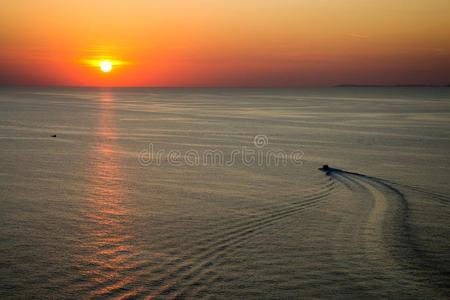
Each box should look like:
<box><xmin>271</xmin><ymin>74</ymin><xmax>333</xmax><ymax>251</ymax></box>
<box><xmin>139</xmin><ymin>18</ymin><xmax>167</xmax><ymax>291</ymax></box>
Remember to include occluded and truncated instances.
<box><xmin>319</xmin><ymin>164</ymin><xmax>334</xmax><ymax>175</ymax></box>
<box><xmin>51</xmin><ymin>134</ymin><xmax>57</xmax><ymax>138</ymax></box>
<box><xmin>320</xmin><ymin>164</ymin><xmax>330</xmax><ymax>171</ymax></box>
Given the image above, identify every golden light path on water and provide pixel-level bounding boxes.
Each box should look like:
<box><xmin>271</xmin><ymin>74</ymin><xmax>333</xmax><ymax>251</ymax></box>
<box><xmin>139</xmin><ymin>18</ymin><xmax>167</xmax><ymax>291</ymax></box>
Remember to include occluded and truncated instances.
<box><xmin>71</xmin><ymin>92</ymin><xmax>146</xmax><ymax>298</ymax></box>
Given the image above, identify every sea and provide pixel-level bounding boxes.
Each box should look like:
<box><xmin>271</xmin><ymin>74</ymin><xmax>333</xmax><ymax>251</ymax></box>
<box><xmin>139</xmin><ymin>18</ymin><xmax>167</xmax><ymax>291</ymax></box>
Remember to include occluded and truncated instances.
<box><xmin>0</xmin><ymin>87</ymin><xmax>449</xmax><ymax>299</ymax></box>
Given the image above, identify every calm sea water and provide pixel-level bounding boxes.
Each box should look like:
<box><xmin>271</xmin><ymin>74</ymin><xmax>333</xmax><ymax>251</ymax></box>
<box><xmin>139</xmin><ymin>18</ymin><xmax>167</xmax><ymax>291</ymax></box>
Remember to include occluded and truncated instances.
<box><xmin>0</xmin><ymin>87</ymin><xmax>449</xmax><ymax>299</ymax></box>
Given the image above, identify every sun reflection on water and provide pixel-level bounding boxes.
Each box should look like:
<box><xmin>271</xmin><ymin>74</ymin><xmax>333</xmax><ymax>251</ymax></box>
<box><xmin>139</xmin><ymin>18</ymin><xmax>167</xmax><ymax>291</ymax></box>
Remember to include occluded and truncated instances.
<box><xmin>73</xmin><ymin>92</ymin><xmax>143</xmax><ymax>298</ymax></box>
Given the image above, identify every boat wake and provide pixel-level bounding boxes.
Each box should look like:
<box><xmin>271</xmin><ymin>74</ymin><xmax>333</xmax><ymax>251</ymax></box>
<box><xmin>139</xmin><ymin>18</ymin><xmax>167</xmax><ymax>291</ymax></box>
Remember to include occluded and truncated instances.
<box><xmin>146</xmin><ymin>179</ymin><xmax>337</xmax><ymax>299</ymax></box>
<box><xmin>322</xmin><ymin>166</ymin><xmax>450</xmax><ymax>298</ymax></box>
<box><xmin>68</xmin><ymin>165</ymin><xmax>449</xmax><ymax>299</ymax></box>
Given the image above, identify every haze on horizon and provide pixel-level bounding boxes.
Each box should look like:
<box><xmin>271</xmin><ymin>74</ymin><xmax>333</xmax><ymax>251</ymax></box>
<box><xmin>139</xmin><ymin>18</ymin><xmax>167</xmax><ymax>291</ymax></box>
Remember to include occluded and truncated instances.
<box><xmin>1</xmin><ymin>0</ymin><xmax>449</xmax><ymax>87</ymax></box>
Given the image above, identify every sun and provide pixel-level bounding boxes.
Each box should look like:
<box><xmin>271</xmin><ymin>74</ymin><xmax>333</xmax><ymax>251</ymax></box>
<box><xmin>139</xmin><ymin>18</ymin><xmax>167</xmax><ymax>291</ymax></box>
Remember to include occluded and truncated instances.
<box><xmin>83</xmin><ymin>57</ymin><xmax>127</xmax><ymax>73</ymax></box>
<box><xmin>100</xmin><ymin>61</ymin><xmax>112</xmax><ymax>73</ymax></box>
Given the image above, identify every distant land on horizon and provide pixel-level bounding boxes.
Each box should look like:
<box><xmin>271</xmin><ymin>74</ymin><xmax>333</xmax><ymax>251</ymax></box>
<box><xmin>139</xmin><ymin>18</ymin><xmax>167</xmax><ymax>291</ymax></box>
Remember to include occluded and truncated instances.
<box><xmin>335</xmin><ymin>84</ymin><xmax>450</xmax><ymax>88</ymax></box>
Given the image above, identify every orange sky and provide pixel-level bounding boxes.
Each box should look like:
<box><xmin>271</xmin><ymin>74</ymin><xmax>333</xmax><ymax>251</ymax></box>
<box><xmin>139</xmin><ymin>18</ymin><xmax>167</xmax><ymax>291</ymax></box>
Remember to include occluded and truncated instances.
<box><xmin>1</xmin><ymin>0</ymin><xmax>449</xmax><ymax>87</ymax></box>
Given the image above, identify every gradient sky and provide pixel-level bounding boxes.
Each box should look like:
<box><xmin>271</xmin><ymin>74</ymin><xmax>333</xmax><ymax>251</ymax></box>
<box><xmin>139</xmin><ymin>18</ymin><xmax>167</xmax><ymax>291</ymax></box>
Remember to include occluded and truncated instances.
<box><xmin>1</xmin><ymin>0</ymin><xmax>449</xmax><ymax>87</ymax></box>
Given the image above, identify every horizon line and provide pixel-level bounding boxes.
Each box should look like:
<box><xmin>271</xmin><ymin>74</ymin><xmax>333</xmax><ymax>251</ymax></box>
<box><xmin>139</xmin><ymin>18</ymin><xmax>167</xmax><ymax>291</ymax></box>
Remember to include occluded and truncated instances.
<box><xmin>1</xmin><ymin>84</ymin><xmax>449</xmax><ymax>89</ymax></box>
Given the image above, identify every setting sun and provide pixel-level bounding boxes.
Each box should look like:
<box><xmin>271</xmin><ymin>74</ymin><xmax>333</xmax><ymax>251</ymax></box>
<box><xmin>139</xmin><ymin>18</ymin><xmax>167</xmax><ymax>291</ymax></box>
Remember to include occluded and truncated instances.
<box><xmin>100</xmin><ymin>61</ymin><xmax>112</xmax><ymax>73</ymax></box>
<box><xmin>82</xmin><ymin>58</ymin><xmax>127</xmax><ymax>77</ymax></box>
